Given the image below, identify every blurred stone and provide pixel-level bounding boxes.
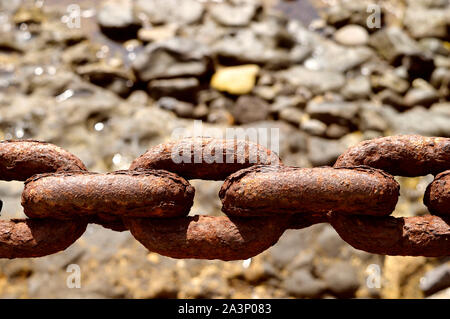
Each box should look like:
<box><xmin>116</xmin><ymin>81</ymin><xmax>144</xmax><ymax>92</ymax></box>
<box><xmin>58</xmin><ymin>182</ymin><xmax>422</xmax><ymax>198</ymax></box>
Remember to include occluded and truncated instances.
<box><xmin>382</xmin><ymin>256</ymin><xmax>427</xmax><ymax>299</ymax></box>
<box><xmin>404</xmin><ymin>7</ymin><xmax>450</xmax><ymax>39</ymax></box>
<box><xmin>359</xmin><ymin>107</ymin><xmax>388</xmax><ymax>132</ymax></box>
<box><xmin>13</xmin><ymin>6</ymin><xmax>44</xmax><ymax>24</ymax></box>
<box><xmin>435</xmin><ymin>55</ymin><xmax>450</xmax><ymax>69</ymax></box>
<box><xmin>278</xmin><ymin>67</ymin><xmax>345</xmax><ymax>94</ymax></box>
<box><xmin>211</xmin><ymin>65</ymin><xmax>260</xmax><ymax>95</ymax></box>
<box><xmin>334</xmin><ymin>25</ymin><xmax>369</xmax><ymax>46</ymax></box>
<box><xmin>209</xmin><ymin>2</ymin><xmax>259</xmax><ymax>27</ymax></box>
<box><xmin>279</xmin><ymin>107</ymin><xmax>304</xmax><ymax>126</ymax></box>
<box><xmin>207</xmin><ymin>108</ymin><xmax>234</xmax><ymax>125</ymax></box>
<box><xmin>127</xmin><ymin>90</ymin><xmax>149</xmax><ymax>105</ymax></box>
<box><xmin>134</xmin><ymin>0</ymin><xmax>204</xmax><ymax>25</ymax></box>
<box><xmin>229</xmin><ymin>95</ymin><xmax>270</xmax><ymax>124</ymax></box>
<box><xmin>148</xmin><ymin>77</ymin><xmax>200</xmax><ymax>101</ymax></box>
<box><xmin>305</xmin><ymin>101</ymin><xmax>359</xmax><ymax>126</ymax></box>
<box><xmin>197</xmin><ymin>89</ymin><xmax>223</xmax><ymax>105</ymax></box>
<box><xmin>377</xmin><ymin>89</ymin><xmax>408</xmax><ymax>111</ymax></box>
<box><xmin>324</xmin><ymin>2</ymin><xmax>381</xmax><ymax>28</ymax></box>
<box><xmin>253</xmin><ymin>84</ymin><xmax>282</xmax><ymax>101</ymax></box>
<box><xmin>342</xmin><ymin>75</ymin><xmax>371</xmax><ymax>99</ymax></box>
<box><xmin>268</xmin><ymin>228</ymin><xmax>319</xmax><ymax>270</ymax></box>
<box><xmin>300</xmin><ymin>118</ymin><xmax>327</xmax><ymax>136</ymax></box>
<box><xmin>133</xmin><ymin>38</ymin><xmax>212</xmax><ymax>81</ymax></box>
<box><xmin>0</xmin><ymin>0</ymin><xmax>20</xmax><ymax>13</ymax></box>
<box><xmin>62</xmin><ymin>41</ymin><xmax>100</xmax><ymax>66</ymax></box>
<box><xmin>39</xmin><ymin>21</ymin><xmax>86</xmax><ymax>47</ymax></box>
<box><xmin>137</xmin><ymin>25</ymin><xmax>178</xmax><ymax>43</ymax></box>
<box><xmin>271</xmin><ymin>95</ymin><xmax>306</xmax><ymax>113</ymax></box>
<box><xmin>243</xmin><ymin>261</ymin><xmax>278</xmax><ymax>284</ymax></box>
<box><xmin>430</xmin><ymin>102</ymin><xmax>450</xmax><ymax>116</ymax></box>
<box><xmin>157</xmin><ymin>97</ymin><xmax>195</xmax><ymax>118</ymax></box>
<box><xmin>307</xmin><ymin>136</ymin><xmax>347</xmax><ymax>166</ymax></box>
<box><xmin>0</xmin><ymin>33</ymin><xmax>24</xmax><ymax>53</ymax></box>
<box><xmin>209</xmin><ymin>96</ymin><xmax>234</xmax><ymax>110</ymax></box>
<box><xmin>283</xmin><ymin>269</ymin><xmax>327</xmax><ymax>298</ymax></box>
<box><xmin>98</xmin><ymin>0</ymin><xmax>139</xmax><ymax>40</ymax></box>
<box><xmin>192</xmin><ymin>104</ymin><xmax>209</xmax><ymax>119</ymax></box>
<box><xmin>326</xmin><ymin>123</ymin><xmax>350</xmax><ymax>139</ymax></box>
<box><xmin>322</xmin><ymin>261</ymin><xmax>360</xmax><ymax>298</ymax></box>
<box><xmin>213</xmin><ymin>29</ymin><xmax>308</xmax><ymax>68</ymax></box>
<box><xmin>419</xmin><ymin>38</ymin><xmax>450</xmax><ymax>56</ymax></box>
<box><xmin>369</xmin><ymin>27</ymin><xmax>429</xmax><ymax>65</ymax></box>
<box><xmin>316</xmin><ymin>225</ymin><xmax>346</xmax><ymax>258</ymax></box>
<box><xmin>303</xmin><ymin>40</ymin><xmax>372</xmax><ymax>73</ymax></box>
<box><xmin>76</xmin><ymin>63</ymin><xmax>135</xmax><ymax>96</ymax></box>
<box><xmin>383</xmin><ymin>106</ymin><xmax>450</xmax><ymax>137</ymax></box>
<box><xmin>404</xmin><ymin>87</ymin><xmax>439</xmax><ymax>108</ymax></box>
<box><xmin>24</xmin><ymin>70</ymin><xmax>80</xmax><ymax>96</ymax></box>
<box><xmin>430</xmin><ymin>67</ymin><xmax>450</xmax><ymax>93</ymax></box>
<box><xmin>370</xmin><ymin>71</ymin><xmax>410</xmax><ymax>94</ymax></box>
<box><xmin>420</xmin><ymin>263</ymin><xmax>450</xmax><ymax>295</ymax></box>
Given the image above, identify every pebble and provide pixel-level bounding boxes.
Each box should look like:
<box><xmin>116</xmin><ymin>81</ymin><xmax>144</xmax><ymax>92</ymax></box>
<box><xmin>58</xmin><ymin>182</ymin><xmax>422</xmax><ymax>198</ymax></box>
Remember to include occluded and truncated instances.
<box><xmin>278</xmin><ymin>107</ymin><xmax>304</xmax><ymax>126</ymax></box>
<box><xmin>322</xmin><ymin>261</ymin><xmax>360</xmax><ymax>298</ymax></box>
<box><xmin>229</xmin><ymin>95</ymin><xmax>270</xmax><ymax>124</ymax></box>
<box><xmin>334</xmin><ymin>25</ymin><xmax>369</xmax><ymax>46</ymax></box>
<box><xmin>305</xmin><ymin>101</ymin><xmax>359</xmax><ymax>126</ymax></box>
<box><xmin>300</xmin><ymin>118</ymin><xmax>327</xmax><ymax>136</ymax></box>
<box><xmin>209</xmin><ymin>2</ymin><xmax>258</xmax><ymax>27</ymax></box>
<box><xmin>283</xmin><ymin>269</ymin><xmax>327</xmax><ymax>298</ymax></box>
<box><xmin>420</xmin><ymin>263</ymin><xmax>450</xmax><ymax>295</ymax></box>
<box><xmin>210</xmin><ymin>65</ymin><xmax>260</xmax><ymax>95</ymax></box>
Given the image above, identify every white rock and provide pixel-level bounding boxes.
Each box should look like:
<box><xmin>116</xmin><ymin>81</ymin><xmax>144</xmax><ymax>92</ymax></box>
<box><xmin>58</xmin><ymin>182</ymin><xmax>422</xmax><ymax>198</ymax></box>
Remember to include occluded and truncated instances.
<box><xmin>334</xmin><ymin>25</ymin><xmax>369</xmax><ymax>46</ymax></box>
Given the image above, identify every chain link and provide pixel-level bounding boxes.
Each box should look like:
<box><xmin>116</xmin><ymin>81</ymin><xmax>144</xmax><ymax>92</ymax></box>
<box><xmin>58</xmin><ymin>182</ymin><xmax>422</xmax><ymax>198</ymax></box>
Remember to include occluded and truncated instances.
<box><xmin>0</xmin><ymin>135</ymin><xmax>449</xmax><ymax>260</ymax></box>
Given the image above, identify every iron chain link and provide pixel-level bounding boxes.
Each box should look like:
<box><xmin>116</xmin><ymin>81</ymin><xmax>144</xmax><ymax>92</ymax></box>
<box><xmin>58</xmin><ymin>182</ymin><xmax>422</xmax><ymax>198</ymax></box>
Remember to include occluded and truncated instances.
<box><xmin>0</xmin><ymin>135</ymin><xmax>449</xmax><ymax>260</ymax></box>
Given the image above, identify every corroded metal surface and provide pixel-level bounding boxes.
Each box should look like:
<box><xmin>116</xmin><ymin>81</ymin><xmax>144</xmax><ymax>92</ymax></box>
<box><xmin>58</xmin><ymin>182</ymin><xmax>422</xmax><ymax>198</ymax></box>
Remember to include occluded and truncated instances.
<box><xmin>220</xmin><ymin>165</ymin><xmax>399</xmax><ymax>217</ymax></box>
<box><xmin>0</xmin><ymin>219</ymin><xmax>87</xmax><ymax>258</ymax></box>
<box><xmin>22</xmin><ymin>170</ymin><xmax>195</xmax><ymax>219</ymax></box>
<box><xmin>424</xmin><ymin>170</ymin><xmax>450</xmax><ymax>216</ymax></box>
<box><xmin>329</xmin><ymin>214</ymin><xmax>450</xmax><ymax>257</ymax></box>
<box><xmin>0</xmin><ymin>140</ymin><xmax>87</xmax><ymax>181</ymax></box>
<box><xmin>129</xmin><ymin>137</ymin><xmax>281</xmax><ymax>180</ymax></box>
<box><xmin>334</xmin><ymin>135</ymin><xmax>450</xmax><ymax>176</ymax></box>
<box><xmin>1</xmin><ymin>135</ymin><xmax>449</xmax><ymax>259</ymax></box>
<box><xmin>125</xmin><ymin>215</ymin><xmax>290</xmax><ymax>261</ymax></box>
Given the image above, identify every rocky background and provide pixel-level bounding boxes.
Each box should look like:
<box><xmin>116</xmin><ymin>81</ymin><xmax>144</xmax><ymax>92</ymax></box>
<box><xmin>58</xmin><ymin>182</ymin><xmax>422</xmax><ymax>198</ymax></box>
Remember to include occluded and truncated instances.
<box><xmin>0</xmin><ymin>0</ymin><xmax>449</xmax><ymax>298</ymax></box>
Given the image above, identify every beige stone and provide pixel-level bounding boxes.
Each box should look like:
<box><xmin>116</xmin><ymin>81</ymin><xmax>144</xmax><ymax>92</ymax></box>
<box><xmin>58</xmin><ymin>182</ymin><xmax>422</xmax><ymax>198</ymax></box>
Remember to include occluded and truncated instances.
<box><xmin>137</xmin><ymin>24</ymin><xmax>178</xmax><ymax>43</ymax></box>
<box><xmin>210</xmin><ymin>64</ymin><xmax>260</xmax><ymax>95</ymax></box>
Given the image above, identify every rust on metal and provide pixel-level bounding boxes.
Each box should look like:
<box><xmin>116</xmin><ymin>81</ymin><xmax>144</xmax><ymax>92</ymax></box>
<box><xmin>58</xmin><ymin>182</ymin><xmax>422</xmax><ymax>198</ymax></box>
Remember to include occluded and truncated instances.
<box><xmin>22</xmin><ymin>169</ymin><xmax>195</xmax><ymax>219</ymax></box>
<box><xmin>220</xmin><ymin>165</ymin><xmax>399</xmax><ymax>217</ymax></box>
<box><xmin>125</xmin><ymin>215</ymin><xmax>290</xmax><ymax>261</ymax></box>
<box><xmin>1</xmin><ymin>135</ymin><xmax>450</xmax><ymax>259</ymax></box>
<box><xmin>329</xmin><ymin>214</ymin><xmax>450</xmax><ymax>257</ymax></box>
<box><xmin>0</xmin><ymin>218</ymin><xmax>87</xmax><ymax>258</ymax></box>
<box><xmin>334</xmin><ymin>135</ymin><xmax>450</xmax><ymax>177</ymax></box>
<box><xmin>129</xmin><ymin>137</ymin><xmax>281</xmax><ymax>180</ymax></box>
<box><xmin>424</xmin><ymin>170</ymin><xmax>450</xmax><ymax>216</ymax></box>
<box><xmin>0</xmin><ymin>140</ymin><xmax>87</xmax><ymax>181</ymax></box>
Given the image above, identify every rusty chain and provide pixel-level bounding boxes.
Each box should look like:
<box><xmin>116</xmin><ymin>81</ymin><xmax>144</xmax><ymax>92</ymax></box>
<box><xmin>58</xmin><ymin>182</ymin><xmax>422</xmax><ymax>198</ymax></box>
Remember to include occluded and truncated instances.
<box><xmin>0</xmin><ymin>135</ymin><xmax>448</xmax><ymax>260</ymax></box>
